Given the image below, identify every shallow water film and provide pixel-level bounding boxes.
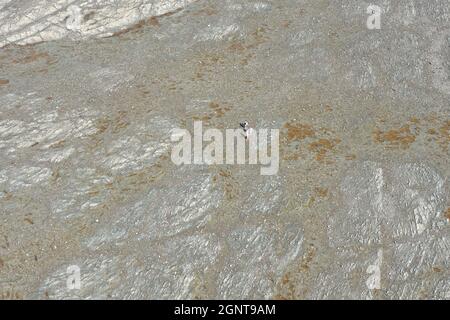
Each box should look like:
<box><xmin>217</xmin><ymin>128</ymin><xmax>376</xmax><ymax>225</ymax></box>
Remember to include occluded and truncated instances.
<box><xmin>0</xmin><ymin>0</ymin><xmax>449</xmax><ymax>299</ymax></box>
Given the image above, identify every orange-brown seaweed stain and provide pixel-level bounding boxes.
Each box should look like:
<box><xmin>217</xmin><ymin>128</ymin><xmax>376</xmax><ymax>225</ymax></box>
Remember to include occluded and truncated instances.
<box><xmin>300</xmin><ymin>244</ymin><xmax>317</xmax><ymax>272</ymax></box>
<box><xmin>23</xmin><ymin>217</ymin><xmax>34</xmax><ymax>225</ymax></box>
<box><xmin>192</xmin><ymin>52</ymin><xmax>226</xmax><ymax>80</ymax></box>
<box><xmin>444</xmin><ymin>208</ymin><xmax>450</xmax><ymax>222</ymax></box>
<box><xmin>408</xmin><ymin>117</ymin><xmax>420</xmax><ymax>124</ymax></box>
<box><xmin>113</xmin><ymin>17</ymin><xmax>157</xmax><ymax>36</ymax></box>
<box><xmin>0</xmin><ymin>79</ymin><xmax>9</xmax><ymax>85</ymax></box>
<box><xmin>208</xmin><ymin>101</ymin><xmax>231</xmax><ymax>117</ymax></box>
<box><xmin>282</xmin><ymin>122</ymin><xmax>342</xmax><ymax>163</ymax></box>
<box><xmin>284</xmin><ymin>122</ymin><xmax>315</xmax><ymax>142</ymax></box>
<box><xmin>12</xmin><ymin>49</ymin><xmax>57</xmax><ymax>65</ymax></box>
<box><xmin>373</xmin><ymin>125</ymin><xmax>416</xmax><ymax>149</ymax></box>
<box><xmin>438</xmin><ymin>121</ymin><xmax>450</xmax><ymax>151</ymax></box>
<box><xmin>281</xmin><ymin>122</ymin><xmax>315</xmax><ymax>161</ymax></box>
<box><xmin>225</xmin><ymin>26</ymin><xmax>269</xmax><ymax>65</ymax></box>
<box><xmin>213</xmin><ymin>169</ymin><xmax>236</xmax><ymax>200</ymax></box>
<box><xmin>13</xmin><ymin>51</ymin><xmax>48</xmax><ymax>64</ymax></box>
<box><xmin>192</xmin><ymin>102</ymin><xmax>231</xmax><ymax>123</ymax></box>
<box><xmin>314</xmin><ymin>187</ymin><xmax>328</xmax><ymax>198</ymax></box>
<box><xmin>308</xmin><ymin>138</ymin><xmax>341</xmax><ymax>162</ymax></box>
<box><xmin>112</xmin><ymin>9</ymin><xmax>185</xmax><ymax>37</ymax></box>
<box><xmin>274</xmin><ymin>271</ymin><xmax>296</xmax><ymax>300</ymax></box>
<box><xmin>274</xmin><ymin>244</ymin><xmax>316</xmax><ymax>300</ymax></box>
<box><xmin>94</xmin><ymin>111</ymin><xmax>129</xmax><ymax>135</ymax></box>
<box><xmin>193</xmin><ymin>7</ymin><xmax>217</xmax><ymax>16</ymax></box>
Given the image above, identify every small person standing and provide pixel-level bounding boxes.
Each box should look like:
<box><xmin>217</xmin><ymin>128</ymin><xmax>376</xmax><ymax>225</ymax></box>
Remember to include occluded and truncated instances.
<box><xmin>240</xmin><ymin>120</ymin><xmax>251</xmax><ymax>140</ymax></box>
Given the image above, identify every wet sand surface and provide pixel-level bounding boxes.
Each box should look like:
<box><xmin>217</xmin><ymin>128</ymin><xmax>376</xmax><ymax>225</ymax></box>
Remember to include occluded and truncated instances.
<box><xmin>0</xmin><ymin>0</ymin><xmax>449</xmax><ymax>299</ymax></box>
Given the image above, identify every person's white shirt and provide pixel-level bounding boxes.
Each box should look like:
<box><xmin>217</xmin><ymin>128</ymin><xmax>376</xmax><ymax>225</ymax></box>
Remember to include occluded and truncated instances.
<box><xmin>244</xmin><ymin>127</ymin><xmax>255</xmax><ymax>140</ymax></box>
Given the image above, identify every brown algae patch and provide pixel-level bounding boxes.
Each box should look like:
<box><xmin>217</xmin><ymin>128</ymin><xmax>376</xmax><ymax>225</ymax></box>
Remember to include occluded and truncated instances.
<box><xmin>438</xmin><ymin>121</ymin><xmax>450</xmax><ymax>151</ymax></box>
<box><xmin>226</xmin><ymin>26</ymin><xmax>269</xmax><ymax>65</ymax></box>
<box><xmin>281</xmin><ymin>121</ymin><xmax>315</xmax><ymax>161</ymax></box>
<box><xmin>306</xmin><ymin>188</ymin><xmax>329</xmax><ymax>207</ymax></box>
<box><xmin>94</xmin><ymin>111</ymin><xmax>130</xmax><ymax>135</ymax></box>
<box><xmin>373</xmin><ymin>125</ymin><xmax>417</xmax><ymax>149</ymax></box>
<box><xmin>274</xmin><ymin>272</ymin><xmax>296</xmax><ymax>300</ymax></box>
<box><xmin>444</xmin><ymin>208</ymin><xmax>450</xmax><ymax>221</ymax></box>
<box><xmin>373</xmin><ymin>116</ymin><xmax>449</xmax><ymax>152</ymax></box>
<box><xmin>284</xmin><ymin>122</ymin><xmax>315</xmax><ymax>142</ymax></box>
<box><xmin>213</xmin><ymin>169</ymin><xmax>237</xmax><ymax>200</ymax></box>
<box><xmin>274</xmin><ymin>244</ymin><xmax>317</xmax><ymax>300</ymax></box>
<box><xmin>192</xmin><ymin>52</ymin><xmax>226</xmax><ymax>81</ymax></box>
<box><xmin>192</xmin><ymin>102</ymin><xmax>232</xmax><ymax>123</ymax></box>
<box><xmin>308</xmin><ymin>138</ymin><xmax>341</xmax><ymax>162</ymax></box>
<box><xmin>282</xmin><ymin>121</ymin><xmax>342</xmax><ymax>163</ymax></box>
<box><xmin>300</xmin><ymin>244</ymin><xmax>317</xmax><ymax>272</ymax></box>
<box><xmin>11</xmin><ymin>48</ymin><xmax>57</xmax><ymax>65</ymax></box>
<box><xmin>113</xmin><ymin>8</ymin><xmax>184</xmax><ymax>37</ymax></box>
<box><xmin>193</xmin><ymin>6</ymin><xmax>218</xmax><ymax>16</ymax></box>
<box><xmin>314</xmin><ymin>187</ymin><xmax>328</xmax><ymax>198</ymax></box>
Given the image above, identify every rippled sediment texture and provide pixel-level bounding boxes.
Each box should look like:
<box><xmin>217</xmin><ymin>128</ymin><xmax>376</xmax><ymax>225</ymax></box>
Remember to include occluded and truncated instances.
<box><xmin>0</xmin><ymin>0</ymin><xmax>198</xmax><ymax>47</ymax></box>
<box><xmin>0</xmin><ymin>0</ymin><xmax>449</xmax><ymax>299</ymax></box>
